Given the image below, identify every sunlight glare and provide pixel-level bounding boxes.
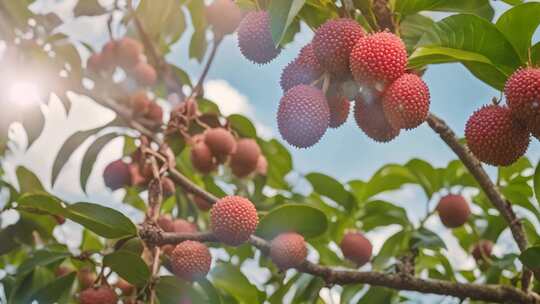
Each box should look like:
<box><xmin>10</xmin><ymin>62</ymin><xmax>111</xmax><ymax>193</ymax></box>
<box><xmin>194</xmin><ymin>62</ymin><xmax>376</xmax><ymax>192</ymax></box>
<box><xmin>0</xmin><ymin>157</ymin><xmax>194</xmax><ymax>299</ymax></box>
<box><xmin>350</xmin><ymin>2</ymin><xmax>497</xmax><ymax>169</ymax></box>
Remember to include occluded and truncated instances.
<box><xmin>8</xmin><ymin>81</ymin><xmax>41</xmax><ymax>107</ymax></box>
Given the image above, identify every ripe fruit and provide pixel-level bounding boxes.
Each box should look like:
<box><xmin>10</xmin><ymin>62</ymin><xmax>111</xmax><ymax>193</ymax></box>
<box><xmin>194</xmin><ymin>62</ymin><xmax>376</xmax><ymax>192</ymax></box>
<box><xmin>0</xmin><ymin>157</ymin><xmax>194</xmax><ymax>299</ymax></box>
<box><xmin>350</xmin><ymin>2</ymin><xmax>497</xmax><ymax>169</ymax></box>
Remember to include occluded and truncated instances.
<box><xmin>472</xmin><ymin>240</ymin><xmax>494</xmax><ymax>262</ymax></box>
<box><xmin>130</xmin><ymin>91</ymin><xmax>151</xmax><ymax>114</ymax></box>
<box><xmin>161</xmin><ymin>176</ymin><xmax>176</xmax><ymax>197</ymax></box>
<box><xmin>173</xmin><ymin>219</ymin><xmax>198</xmax><ymax>234</ymax></box>
<box><xmin>157</xmin><ymin>214</ymin><xmax>175</xmax><ymax>232</ymax></box>
<box><xmin>170</xmin><ymin>241</ymin><xmax>212</xmax><ymax>281</ymax></box>
<box><xmin>87</xmin><ymin>53</ymin><xmax>104</xmax><ymax>72</ymax></box>
<box><xmin>436</xmin><ymin>194</ymin><xmax>471</xmax><ymax>228</ymax></box>
<box><xmin>382</xmin><ymin>74</ymin><xmax>430</xmax><ymax>129</ymax></box>
<box><xmin>312</xmin><ymin>18</ymin><xmax>365</xmax><ymax>76</ymax></box>
<box><xmin>354</xmin><ymin>94</ymin><xmax>400</xmax><ymax>142</ymax></box>
<box><xmin>145</xmin><ymin>102</ymin><xmax>163</xmax><ymax>123</ymax></box>
<box><xmin>116</xmin><ymin>37</ymin><xmax>143</xmax><ymax>69</ymax></box>
<box><xmin>230</xmin><ymin>138</ymin><xmax>261</xmax><ymax>177</ymax></box>
<box><xmin>350</xmin><ymin>32</ymin><xmax>407</xmax><ymax>85</ymax></box>
<box><xmin>297</xmin><ymin>43</ymin><xmax>324</xmax><ymax>75</ymax></box>
<box><xmin>78</xmin><ymin>268</ymin><xmax>97</xmax><ymax>289</ymax></box>
<box><xmin>133</xmin><ymin>61</ymin><xmax>157</xmax><ymax>86</ymax></box>
<box><xmin>327</xmin><ymin>94</ymin><xmax>350</xmax><ymax>128</ymax></box>
<box><xmin>277</xmin><ymin>85</ymin><xmax>330</xmax><ymax>148</ymax></box>
<box><xmin>79</xmin><ymin>285</ymin><xmax>118</xmax><ymax>304</ymax></box>
<box><xmin>128</xmin><ymin>163</ymin><xmax>147</xmax><ymax>187</ymax></box>
<box><xmin>237</xmin><ymin>11</ymin><xmax>281</xmax><ymax>64</ymax></box>
<box><xmin>206</xmin><ymin>0</ymin><xmax>243</xmax><ymax>36</ymax></box>
<box><xmin>255</xmin><ymin>155</ymin><xmax>268</xmax><ymax>175</ymax></box>
<box><xmin>280</xmin><ymin>59</ymin><xmax>321</xmax><ymax>92</ymax></box>
<box><xmin>116</xmin><ymin>278</ymin><xmax>134</xmax><ymax>295</ymax></box>
<box><xmin>210</xmin><ymin>195</ymin><xmax>258</xmax><ymax>245</ymax></box>
<box><xmin>504</xmin><ymin>68</ymin><xmax>540</xmax><ymax>137</ymax></box>
<box><xmin>204</xmin><ymin>128</ymin><xmax>236</xmax><ymax>159</ymax></box>
<box><xmin>103</xmin><ymin>159</ymin><xmax>131</xmax><ymax>190</ymax></box>
<box><xmin>193</xmin><ymin>195</ymin><xmax>212</xmax><ymax>211</ymax></box>
<box><xmin>190</xmin><ymin>141</ymin><xmax>217</xmax><ymax>174</ymax></box>
<box><xmin>340</xmin><ymin>231</ymin><xmax>372</xmax><ymax>267</ymax></box>
<box><xmin>270</xmin><ymin>232</ymin><xmax>307</xmax><ymax>270</ymax></box>
<box><xmin>101</xmin><ymin>40</ymin><xmax>117</xmax><ymax>67</ymax></box>
<box><xmin>465</xmin><ymin>104</ymin><xmax>529</xmax><ymax>166</ymax></box>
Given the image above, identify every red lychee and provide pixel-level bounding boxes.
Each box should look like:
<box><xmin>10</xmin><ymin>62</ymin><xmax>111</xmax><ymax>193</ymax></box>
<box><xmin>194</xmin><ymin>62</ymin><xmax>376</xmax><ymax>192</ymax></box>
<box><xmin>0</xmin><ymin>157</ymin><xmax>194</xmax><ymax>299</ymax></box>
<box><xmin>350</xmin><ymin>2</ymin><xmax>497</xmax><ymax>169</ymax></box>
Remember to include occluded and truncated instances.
<box><xmin>280</xmin><ymin>59</ymin><xmax>321</xmax><ymax>92</ymax></box>
<box><xmin>193</xmin><ymin>195</ymin><xmax>212</xmax><ymax>211</ymax></box>
<box><xmin>465</xmin><ymin>104</ymin><xmax>529</xmax><ymax>166</ymax></box>
<box><xmin>472</xmin><ymin>240</ymin><xmax>494</xmax><ymax>262</ymax></box>
<box><xmin>173</xmin><ymin>219</ymin><xmax>198</xmax><ymax>234</ymax></box>
<box><xmin>170</xmin><ymin>241</ymin><xmax>212</xmax><ymax>282</ymax></box>
<box><xmin>229</xmin><ymin>138</ymin><xmax>261</xmax><ymax>177</ymax></box>
<box><xmin>116</xmin><ymin>37</ymin><xmax>143</xmax><ymax>69</ymax></box>
<box><xmin>204</xmin><ymin>128</ymin><xmax>237</xmax><ymax>159</ymax></box>
<box><xmin>210</xmin><ymin>195</ymin><xmax>258</xmax><ymax>246</ymax></box>
<box><xmin>340</xmin><ymin>231</ymin><xmax>372</xmax><ymax>267</ymax></box>
<box><xmin>157</xmin><ymin>214</ymin><xmax>175</xmax><ymax>232</ymax></box>
<box><xmin>101</xmin><ymin>40</ymin><xmax>118</xmax><ymax>67</ymax></box>
<box><xmin>103</xmin><ymin>159</ymin><xmax>131</xmax><ymax>190</ymax></box>
<box><xmin>237</xmin><ymin>11</ymin><xmax>281</xmax><ymax>64</ymax></box>
<box><xmin>79</xmin><ymin>285</ymin><xmax>118</xmax><ymax>304</ymax></box>
<box><xmin>87</xmin><ymin>53</ymin><xmax>104</xmax><ymax>73</ymax></box>
<box><xmin>128</xmin><ymin>163</ymin><xmax>147</xmax><ymax>187</ymax></box>
<box><xmin>382</xmin><ymin>74</ymin><xmax>430</xmax><ymax>129</ymax></box>
<box><xmin>504</xmin><ymin>67</ymin><xmax>540</xmax><ymax>137</ymax></box>
<box><xmin>130</xmin><ymin>91</ymin><xmax>151</xmax><ymax>114</ymax></box>
<box><xmin>270</xmin><ymin>232</ymin><xmax>307</xmax><ymax>270</ymax></box>
<box><xmin>277</xmin><ymin>85</ymin><xmax>330</xmax><ymax>148</ymax></box>
<box><xmin>161</xmin><ymin>176</ymin><xmax>176</xmax><ymax>197</ymax></box>
<box><xmin>354</xmin><ymin>93</ymin><xmax>400</xmax><ymax>142</ymax></box>
<box><xmin>78</xmin><ymin>268</ymin><xmax>97</xmax><ymax>289</ymax></box>
<box><xmin>145</xmin><ymin>102</ymin><xmax>163</xmax><ymax>124</ymax></box>
<box><xmin>206</xmin><ymin>0</ymin><xmax>243</xmax><ymax>36</ymax></box>
<box><xmin>190</xmin><ymin>141</ymin><xmax>217</xmax><ymax>174</ymax></box>
<box><xmin>297</xmin><ymin>43</ymin><xmax>324</xmax><ymax>75</ymax></box>
<box><xmin>350</xmin><ymin>32</ymin><xmax>407</xmax><ymax>85</ymax></box>
<box><xmin>133</xmin><ymin>61</ymin><xmax>157</xmax><ymax>86</ymax></box>
<box><xmin>436</xmin><ymin>194</ymin><xmax>471</xmax><ymax>228</ymax></box>
<box><xmin>255</xmin><ymin>155</ymin><xmax>268</xmax><ymax>175</ymax></box>
<box><xmin>327</xmin><ymin>94</ymin><xmax>350</xmax><ymax>128</ymax></box>
<box><xmin>312</xmin><ymin>18</ymin><xmax>365</xmax><ymax>77</ymax></box>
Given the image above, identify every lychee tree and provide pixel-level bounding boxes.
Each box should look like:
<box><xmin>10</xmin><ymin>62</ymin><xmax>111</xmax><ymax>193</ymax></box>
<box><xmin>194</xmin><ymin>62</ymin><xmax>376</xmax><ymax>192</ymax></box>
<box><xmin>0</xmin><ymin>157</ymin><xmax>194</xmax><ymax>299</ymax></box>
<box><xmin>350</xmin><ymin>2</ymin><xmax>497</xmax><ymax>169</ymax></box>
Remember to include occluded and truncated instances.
<box><xmin>1</xmin><ymin>1</ymin><xmax>540</xmax><ymax>303</ymax></box>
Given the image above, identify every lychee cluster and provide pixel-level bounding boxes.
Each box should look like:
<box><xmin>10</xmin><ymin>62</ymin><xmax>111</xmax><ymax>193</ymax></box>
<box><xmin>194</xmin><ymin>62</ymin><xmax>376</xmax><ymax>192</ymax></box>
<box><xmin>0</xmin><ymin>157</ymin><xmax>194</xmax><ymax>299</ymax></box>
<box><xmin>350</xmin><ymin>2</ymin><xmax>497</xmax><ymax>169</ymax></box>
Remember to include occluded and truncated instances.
<box><xmin>464</xmin><ymin>67</ymin><xmax>538</xmax><ymax>167</ymax></box>
<box><xmin>275</xmin><ymin>19</ymin><xmax>430</xmax><ymax>148</ymax></box>
<box><xmin>87</xmin><ymin>37</ymin><xmax>157</xmax><ymax>86</ymax></box>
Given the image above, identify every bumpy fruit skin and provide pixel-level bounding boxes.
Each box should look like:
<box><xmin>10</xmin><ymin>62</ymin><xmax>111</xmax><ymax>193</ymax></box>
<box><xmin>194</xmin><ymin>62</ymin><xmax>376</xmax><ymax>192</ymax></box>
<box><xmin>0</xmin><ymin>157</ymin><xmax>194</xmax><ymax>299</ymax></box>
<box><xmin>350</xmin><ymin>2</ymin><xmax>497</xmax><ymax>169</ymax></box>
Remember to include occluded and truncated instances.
<box><xmin>382</xmin><ymin>74</ymin><xmax>430</xmax><ymax>129</ymax></box>
<box><xmin>133</xmin><ymin>62</ymin><xmax>157</xmax><ymax>86</ymax></box>
<box><xmin>354</xmin><ymin>94</ymin><xmax>400</xmax><ymax>142</ymax></box>
<box><xmin>297</xmin><ymin>43</ymin><xmax>324</xmax><ymax>75</ymax></box>
<box><xmin>504</xmin><ymin>68</ymin><xmax>540</xmax><ymax>137</ymax></box>
<box><xmin>161</xmin><ymin>176</ymin><xmax>176</xmax><ymax>197</ymax></box>
<box><xmin>79</xmin><ymin>286</ymin><xmax>118</xmax><ymax>304</ymax></box>
<box><xmin>210</xmin><ymin>195</ymin><xmax>258</xmax><ymax>245</ymax></box>
<box><xmin>327</xmin><ymin>94</ymin><xmax>350</xmax><ymax>128</ymax></box>
<box><xmin>270</xmin><ymin>232</ymin><xmax>307</xmax><ymax>270</ymax></box>
<box><xmin>191</xmin><ymin>141</ymin><xmax>217</xmax><ymax>174</ymax></box>
<box><xmin>204</xmin><ymin>128</ymin><xmax>237</xmax><ymax>159</ymax></box>
<box><xmin>472</xmin><ymin>240</ymin><xmax>494</xmax><ymax>262</ymax></box>
<box><xmin>340</xmin><ymin>232</ymin><xmax>372</xmax><ymax>267</ymax></box>
<box><xmin>465</xmin><ymin>105</ymin><xmax>529</xmax><ymax>166</ymax></box>
<box><xmin>277</xmin><ymin>85</ymin><xmax>330</xmax><ymax>148</ymax></box>
<box><xmin>230</xmin><ymin>138</ymin><xmax>261</xmax><ymax>177</ymax></box>
<box><xmin>237</xmin><ymin>11</ymin><xmax>281</xmax><ymax>64</ymax></box>
<box><xmin>436</xmin><ymin>194</ymin><xmax>471</xmax><ymax>228</ymax></box>
<box><xmin>350</xmin><ymin>32</ymin><xmax>407</xmax><ymax>85</ymax></box>
<box><xmin>206</xmin><ymin>0</ymin><xmax>243</xmax><ymax>36</ymax></box>
<box><xmin>103</xmin><ymin>159</ymin><xmax>131</xmax><ymax>190</ymax></box>
<box><xmin>116</xmin><ymin>37</ymin><xmax>143</xmax><ymax>69</ymax></box>
<box><xmin>280</xmin><ymin>60</ymin><xmax>320</xmax><ymax>92</ymax></box>
<box><xmin>170</xmin><ymin>241</ymin><xmax>212</xmax><ymax>282</ymax></box>
<box><xmin>312</xmin><ymin>18</ymin><xmax>365</xmax><ymax>76</ymax></box>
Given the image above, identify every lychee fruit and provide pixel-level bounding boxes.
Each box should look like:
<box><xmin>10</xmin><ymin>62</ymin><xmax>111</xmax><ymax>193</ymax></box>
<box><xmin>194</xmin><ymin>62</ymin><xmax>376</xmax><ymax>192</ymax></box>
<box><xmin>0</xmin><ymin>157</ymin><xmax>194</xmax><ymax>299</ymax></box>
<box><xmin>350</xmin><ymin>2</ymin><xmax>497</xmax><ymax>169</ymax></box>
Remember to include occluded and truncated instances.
<box><xmin>504</xmin><ymin>67</ymin><xmax>540</xmax><ymax>137</ymax></box>
<box><xmin>255</xmin><ymin>155</ymin><xmax>268</xmax><ymax>175</ymax></box>
<box><xmin>327</xmin><ymin>94</ymin><xmax>350</xmax><ymax>128</ymax></box>
<box><xmin>87</xmin><ymin>53</ymin><xmax>104</xmax><ymax>73</ymax></box>
<box><xmin>312</xmin><ymin>18</ymin><xmax>365</xmax><ymax>77</ymax></box>
<box><xmin>297</xmin><ymin>43</ymin><xmax>324</xmax><ymax>75</ymax></box>
<box><xmin>210</xmin><ymin>195</ymin><xmax>258</xmax><ymax>246</ymax></box>
<box><xmin>206</xmin><ymin>0</ymin><xmax>243</xmax><ymax>37</ymax></box>
<box><xmin>340</xmin><ymin>231</ymin><xmax>373</xmax><ymax>267</ymax></box>
<box><xmin>436</xmin><ymin>194</ymin><xmax>471</xmax><ymax>228</ymax></box>
<box><xmin>170</xmin><ymin>241</ymin><xmax>212</xmax><ymax>282</ymax></box>
<box><xmin>101</xmin><ymin>40</ymin><xmax>118</xmax><ymax>67</ymax></box>
<box><xmin>190</xmin><ymin>141</ymin><xmax>217</xmax><ymax>174</ymax></box>
<box><xmin>173</xmin><ymin>219</ymin><xmax>198</xmax><ymax>234</ymax></box>
<box><xmin>79</xmin><ymin>285</ymin><xmax>118</xmax><ymax>304</ymax></box>
<box><xmin>128</xmin><ymin>163</ymin><xmax>147</xmax><ymax>187</ymax></box>
<box><xmin>78</xmin><ymin>268</ymin><xmax>97</xmax><ymax>289</ymax></box>
<box><xmin>472</xmin><ymin>240</ymin><xmax>494</xmax><ymax>262</ymax></box>
<box><xmin>103</xmin><ymin>159</ymin><xmax>131</xmax><ymax>190</ymax></box>
<box><xmin>237</xmin><ymin>11</ymin><xmax>281</xmax><ymax>64</ymax></box>
<box><xmin>204</xmin><ymin>128</ymin><xmax>237</xmax><ymax>159</ymax></box>
<box><xmin>130</xmin><ymin>91</ymin><xmax>151</xmax><ymax>114</ymax></box>
<box><xmin>116</xmin><ymin>278</ymin><xmax>134</xmax><ymax>295</ymax></box>
<box><xmin>145</xmin><ymin>102</ymin><xmax>163</xmax><ymax>123</ymax></box>
<box><xmin>465</xmin><ymin>104</ymin><xmax>529</xmax><ymax>166</ymax></box>
<box><xmin>116</xmin><ymin>37</ymin><xmax>143</xmax><ymax>69</ymax></box>
<box><xmin>193</xmin><ymin>195</ymin><xmax>212</xmax><ymax>211</ymax></box>
<box><xmin>279</xmin><ymin>59</ymin><xmax>321</xmax><ymax>92</ymax></box>
<box><xmin>229</xmin><ymin>138</ymin><xmax>261</xmax><ymax>177</ymax></box>
<box><xmin>270</xmin><ymin>232</ymin><xmax>307</xmax><ymax>270</ymax></box>
<box><xmin>157</xmin><ymin>214</ymin><xmax>175</xmax><ymax>232</ymax></box>
<box><xmin>133</xmin><ymin>61</ymin><xmax>157</xmax><ymax>86</ymax></box>
<box><xmin>382</xmin><ymin>73</ymin><xmax>430</xmax><ymax>129</ymax></box>
<box><xmin>350</xmin><ymin>32</ymin><xmax>407</xmax><ymax>85</ymax></box>
<box><xmin>277</xmin><ymin>85</ymin><xmax>330</xmax><ymax>148</ymax></box>
<box><xmin>161</xmin><ymin>176</ymin><xmax>176</xmax><ymax>197</ymax></box>
<box><xmin>354</xmin><ymin>94</ymin><xmax>400</xmax><ymax>142</ymax></box>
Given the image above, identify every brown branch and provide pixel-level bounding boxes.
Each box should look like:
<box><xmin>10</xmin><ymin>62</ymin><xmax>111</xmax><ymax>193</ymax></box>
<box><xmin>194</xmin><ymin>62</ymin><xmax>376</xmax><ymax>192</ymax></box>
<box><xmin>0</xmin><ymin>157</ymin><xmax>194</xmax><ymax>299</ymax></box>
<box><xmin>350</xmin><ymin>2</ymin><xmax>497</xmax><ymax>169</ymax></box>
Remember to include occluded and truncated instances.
<box><xmin>191</xmin><ymin>38</ymin><xmax>223</xmax><ymax>99</ymax></box>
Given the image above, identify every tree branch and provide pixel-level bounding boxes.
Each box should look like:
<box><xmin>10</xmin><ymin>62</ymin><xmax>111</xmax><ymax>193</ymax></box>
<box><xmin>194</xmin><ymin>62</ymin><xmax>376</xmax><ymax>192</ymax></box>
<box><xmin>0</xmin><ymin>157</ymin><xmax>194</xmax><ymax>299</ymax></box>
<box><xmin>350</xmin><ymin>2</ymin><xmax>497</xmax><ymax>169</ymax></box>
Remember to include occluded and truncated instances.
<box><xmin>191</xmin><ymin>38</ymin><xmax>222</xmax><ymax>99</ymax></box>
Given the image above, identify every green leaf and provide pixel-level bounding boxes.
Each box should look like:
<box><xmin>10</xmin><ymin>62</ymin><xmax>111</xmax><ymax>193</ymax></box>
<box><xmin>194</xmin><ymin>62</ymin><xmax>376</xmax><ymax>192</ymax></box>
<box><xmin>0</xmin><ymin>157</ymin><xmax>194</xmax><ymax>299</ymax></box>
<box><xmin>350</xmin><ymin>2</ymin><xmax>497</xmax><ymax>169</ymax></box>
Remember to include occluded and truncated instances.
<box><xmin>260</xmin><ymin>139</ymin><xmax>292</xmax><ymax>190</ymax></box>
<box><xmin>65</xmin><ymin>202</ymin><xmax>137</xmax><ymax>238</ymax></box>
<box><xmin>229</xmin><ymin>114</ymin><xmax>257</xmax><ymax>138</ymax></box>
<box><xmin>18</xmin><ymin>249</ymin><xmax>70</xmax><ymax>276</ymax></box>
<box><xmin>360</xmin><ymin>200</ymin><xmax>410</xmax><ymax>230</ymax></box>
<box><xmin>198</xmin><ymin>278</ymin><xmax>222</xmax><ymax>304</ymax></box>
<box><xmin>306</xmin><ymin>173</ymin><xmax>354</xmax><ymax>209</ymax></box>
<box><xmin>136</xmin><ymin>0</ymin><xmax>179</xmax><ymax>38</ymax></box>
<box><xmin>81</xmin><ymin>229</ymin><xmax>104</xmax><ymax>252</ymax></box>
<box><xmin>350</xmin><ymin>164</ymin><xmax>415</xmax><ymax>202</ymax></box>
<box><xmin>155</xmin><ymin>276</ymin><xmax>204</xmax><ymax>304</ymax></box>
<box><xmin>256</xmin><ymin>204</ymin><xmax>328</xmax><ymax>239</ymax></box>
<box><xmin>372</xmin><ymin>229</ymin><xmax>411</xmax><ymax>270</ymax></box>
<box><xmin>74</xmin><ymin>0</ymin><xmax>106</xmax><ymax>17</ymax></box>
<box><xmin>187</xmin><ymin>0</ymin><xmax>208</xmax><ymax>62</ymax></box>
<box><xmin>532</xmin><ymin>42</ymin><xmax>540</xmax><ymax>66</ymax></box>
<box><xmin>103</xmin><ymin>250</ymin><xmax>150</xmax><ymax>286</ymax></box>
<box><xmin>400</xmin><ymin>14</ymin><xmax>434</xmax><ymax>54</ymax></box>
<box><xmin>16</xmin><ymin>193</ymin><xmax>65</xmax><ymax>215</ymax></box>
<box><xmin>519</xmin><ymin>246</ymin><xmax>540</xmax><ymax>269</ymax></box>
<box><xmin>210</xmin><ymin>264</ymin><xmax>260</xmax><ymax>304</ymax></box>
<box><xmin>393</xmin><ymin>0</ymin><xmax>494</xmax><ymax>20</ymax></box>
<box><xmin>269</xmin><ymin>0</ymin><xmax>306</xmax><ymax>46</ymax></box>
<box><xmin>16</xmin><ymin>166</ymin><xmax>45</xmax><ymax>193</ymax></box>
<box><xmin>357</xmin><ymin>287</ymin><xmax>395</xmax><ymax>303</ymax></box>
<box><xmin>410</xmin><ymin>227</ymin><xmax>446</xmax><ymax>250</ymax></box>
<box><xmin>31</xmin><ymin>272</ymin><xmax>76</xmax><ymax>304</ymax></box>
<box><xmin>495</xmin><ymin>2</ymin><xmax>540</xmax><ymax>62</ymax></box>
<box><xmin>535</xmin><ymin>160</ymin><xmax>540</xmax><ymax>207</ymax></box>
<box><xmin>80</xmin><ymin>133</ymin><xmax>119</xmax><ymax>192</ymax></box>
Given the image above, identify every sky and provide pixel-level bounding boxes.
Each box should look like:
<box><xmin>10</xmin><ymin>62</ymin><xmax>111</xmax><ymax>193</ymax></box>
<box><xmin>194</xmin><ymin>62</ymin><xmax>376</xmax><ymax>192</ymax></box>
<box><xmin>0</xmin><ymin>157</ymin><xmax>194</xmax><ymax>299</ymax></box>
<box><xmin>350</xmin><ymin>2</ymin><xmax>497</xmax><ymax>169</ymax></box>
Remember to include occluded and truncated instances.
<box><xmin>1</xmin><ymin>1</ymin><xmax>539</xmax><ymax>303</ymax></box>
